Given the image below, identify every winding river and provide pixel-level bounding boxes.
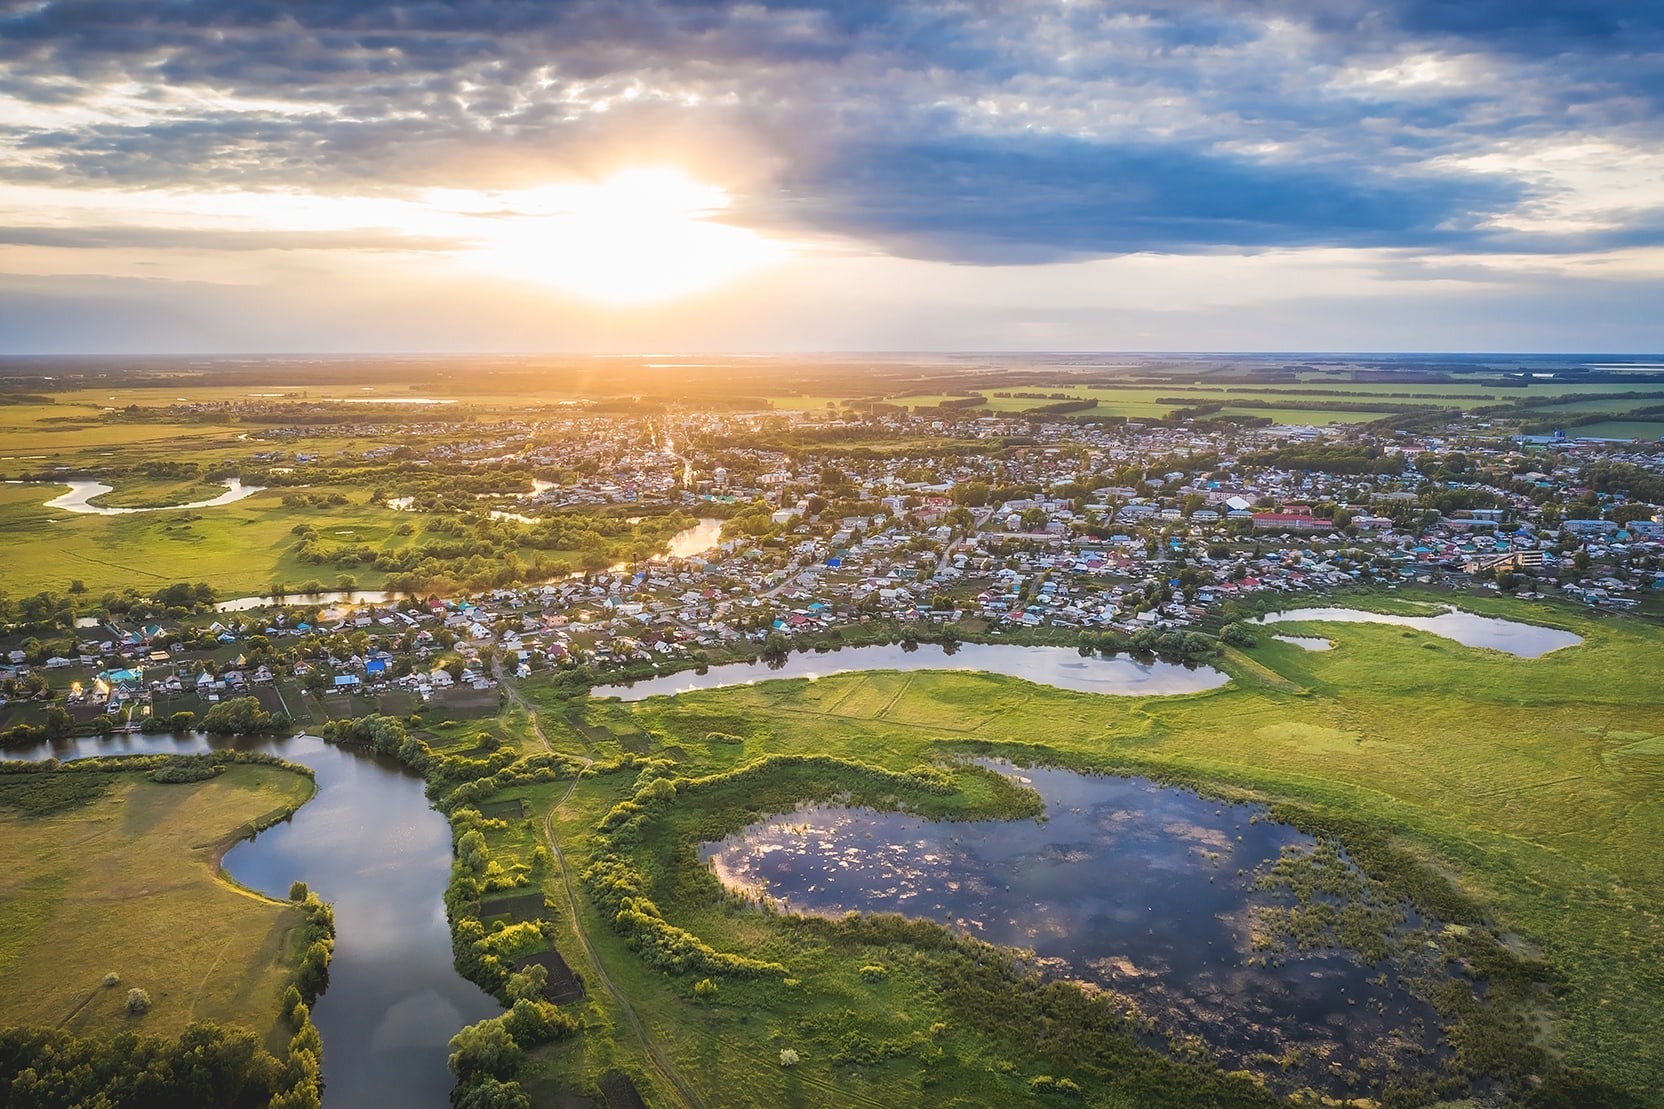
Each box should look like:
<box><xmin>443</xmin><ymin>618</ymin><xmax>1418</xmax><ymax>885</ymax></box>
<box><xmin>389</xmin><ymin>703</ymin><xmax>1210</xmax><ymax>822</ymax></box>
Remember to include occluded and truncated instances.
<box><xmin>0</xmin><ymin>732</ymin><xmax>498</xmax><ymax>1109</ymax></box>
<box><xmin>596</xmin><ymin>641</ymin><xmax>1229</xmax><ymax>701</ymax></box>
<box><xmin>43</xmin><ymin>479</ymin><xmax>264</xmax><ymax>515</ymax></box>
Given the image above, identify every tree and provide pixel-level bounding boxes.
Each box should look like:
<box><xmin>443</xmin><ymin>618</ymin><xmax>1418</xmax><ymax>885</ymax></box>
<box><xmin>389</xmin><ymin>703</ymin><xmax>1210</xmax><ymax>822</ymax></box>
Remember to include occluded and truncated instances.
<box><xmin>201</xmin><ymin>696</ymin><xmax>274</xmax><ymax>735</ymax></box>
<box><xmin>447</xmin><ymin>1018</ymin><xmax>522</xmax><ymax>1081</ymax></box>
<box><xmin>44</xmin><ymin>706</ymin><xmax>73</xmax><ymax>738</ymax></box>
<box><xmin>454</xmin><ymin>1077</ymin><xmax>533</xmax><ymax>1109</ymax></box>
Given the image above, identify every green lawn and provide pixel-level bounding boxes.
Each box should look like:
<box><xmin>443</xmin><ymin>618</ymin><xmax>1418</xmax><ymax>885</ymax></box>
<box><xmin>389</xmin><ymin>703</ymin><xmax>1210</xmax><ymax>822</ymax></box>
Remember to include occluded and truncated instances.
<box><xmin>0</xmin><ymin>764</ymin><xmax>315</xmax><ymax>1048</ymax></box>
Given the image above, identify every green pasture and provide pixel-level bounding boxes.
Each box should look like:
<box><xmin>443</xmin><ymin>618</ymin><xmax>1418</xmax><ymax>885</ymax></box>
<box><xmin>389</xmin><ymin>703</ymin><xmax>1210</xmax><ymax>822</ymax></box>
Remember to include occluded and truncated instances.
<box><xmin>835</xmin><ymin>379</ymin><xmax>1664</xmax><ymax>425</ymax></box>
<box><xmin>1567</xmin><ymin>420</ymin><xmax>1664</xmax><ymax>441</ymax></box>
<box><xmin>85</xmin><ymin>475</ymin><xmax>241</xmax><ymax>509</ymax></box>
<box><xmin>507</xmin><ymin>595</ymin><xmax>1664</xmax><ymax>1105</ymax></box>
<box><xmin>0</xmin><ymin>764</ymin><xmax>314</xmax><ymax>1047</ymax></box>
<box><xmin>0</xmin><ymin>484</ymin><xmax>418</xmax><ymax>597</ymax></box>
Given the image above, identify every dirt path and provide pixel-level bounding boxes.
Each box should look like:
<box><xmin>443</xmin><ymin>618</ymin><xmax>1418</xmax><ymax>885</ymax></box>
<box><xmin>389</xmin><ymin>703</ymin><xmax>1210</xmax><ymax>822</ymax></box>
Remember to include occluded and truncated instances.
<box><xmin>497</xmin><ymin>668</ymin><xmax>705</xmax><ymax>1109</ymax></box>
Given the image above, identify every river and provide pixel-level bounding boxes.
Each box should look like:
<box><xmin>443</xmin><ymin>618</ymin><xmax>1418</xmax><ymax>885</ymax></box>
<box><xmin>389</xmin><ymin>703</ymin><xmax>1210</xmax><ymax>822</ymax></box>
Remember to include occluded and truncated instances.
<box><xmin>216</xmin><ymin>517</ymin><xmax>725</xmax><ymax>611</ymax></box>
<box><xmin>0</xmin><ymin>732</ymin><xmax>498</xmax><ymax>1108</ymax></box>
<box><xmin>42</xmin><ymin>479</ymin><xmax>264</xmax><ymax>515</ymax></box>
<box><xmin>1254</xmin><ymin>605</ymin><xmax>1581</xmax><ymax>657</ymax></box>
<box><xmin>595</xmin><ymin>641</ymin><xmax>1228</xmax><ymax>701</ymax></box>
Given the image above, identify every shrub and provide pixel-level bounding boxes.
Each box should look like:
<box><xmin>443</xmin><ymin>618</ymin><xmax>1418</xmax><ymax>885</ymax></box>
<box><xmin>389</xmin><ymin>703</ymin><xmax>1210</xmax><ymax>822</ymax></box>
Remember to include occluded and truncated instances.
<box><xmin>694</xmin><ymin>977</ymin><xmax>718</xmax><ymax>1000</ymax></box>
<box><xmin>858</xmin><ymin>964</ymin><xmax>889</xmax><ymax>982</ymax></box>
<box><xmin>779</xmin><ymin>1048</ymin><xmax>799</xmax><ymax>1067</ymax></box>
<box><xmin>126</xmin><ymin>988</ymin><xmax>151</xmax><ymax>1015</ymax></box>
<box><xmin>448</xmin><ymin>1017</ymin><xmax>523</xmax><ymax>1081</ymax></box>
<box><xmin>103</xmin><ymin>971</ymin><xmax>120</xmax><ymax>988</ymax></box>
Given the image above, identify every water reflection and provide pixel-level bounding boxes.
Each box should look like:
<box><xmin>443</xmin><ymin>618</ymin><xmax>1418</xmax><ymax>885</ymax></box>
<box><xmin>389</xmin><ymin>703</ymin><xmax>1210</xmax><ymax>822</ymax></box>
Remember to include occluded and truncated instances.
<box><xmin>597</xmin><ymin>642</ymin><xmax>1228</xmax><ymax>701</ymax></box>
<box><xmin>1271</xmin><ymin>635</ymin><xmax>1333</xmax><ymax>651</ymax></box>
<box><xmin>0</xmin><ymin>732</ymin><xmax>497</xmax><ymax>1109</ymax></box>
<box><xmin>703</xmin><ymin>765</ymin><xmax>1444</xmax><ymax>1090</ymax></box>
<box><xmin>1254</xmin><ymin>606</ymin><xmax>1580</xmax><ymax>657</ymax></box>
<box><xmin>43</xmin><ymin>478</ymin><xmax>263</xmax><ymax>515</ymax></box>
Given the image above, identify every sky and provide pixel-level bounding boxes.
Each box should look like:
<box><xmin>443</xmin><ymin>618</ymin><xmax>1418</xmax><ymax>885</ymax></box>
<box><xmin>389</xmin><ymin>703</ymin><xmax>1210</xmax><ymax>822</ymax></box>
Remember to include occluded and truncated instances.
<box><xmin>1</xmin><ymin>0</ymin><xmax>1662</xmax><ymax>354</ymax></box>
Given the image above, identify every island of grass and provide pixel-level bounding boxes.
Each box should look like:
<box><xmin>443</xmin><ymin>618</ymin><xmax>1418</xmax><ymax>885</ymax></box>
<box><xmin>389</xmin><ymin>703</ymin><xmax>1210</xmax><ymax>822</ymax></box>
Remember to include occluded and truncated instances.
<box><xmin>0</xmin><ymin>757</ymin><xmax>314</xmax><ymax>1041</ymax></box>
<box><xmin>410</xmin><ymin>592</ymin><xmax>1664</xmax><ymax>1109</ymax></box>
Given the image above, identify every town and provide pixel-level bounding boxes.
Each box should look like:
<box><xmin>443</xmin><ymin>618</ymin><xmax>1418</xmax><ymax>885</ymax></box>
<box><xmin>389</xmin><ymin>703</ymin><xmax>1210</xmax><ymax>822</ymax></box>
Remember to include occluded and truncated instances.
<box><xmin>4</xmin><ymin>400</ymin><xmax>1660</xmax><ymax>736</ymax></box>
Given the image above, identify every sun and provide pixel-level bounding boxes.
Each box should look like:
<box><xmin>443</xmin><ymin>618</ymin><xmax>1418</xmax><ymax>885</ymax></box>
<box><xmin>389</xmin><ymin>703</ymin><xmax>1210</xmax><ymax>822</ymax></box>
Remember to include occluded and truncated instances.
<box><xmin>459</xmin><ymin>167</ymin><xmax>785</xmax><ymax>305</ymax></box>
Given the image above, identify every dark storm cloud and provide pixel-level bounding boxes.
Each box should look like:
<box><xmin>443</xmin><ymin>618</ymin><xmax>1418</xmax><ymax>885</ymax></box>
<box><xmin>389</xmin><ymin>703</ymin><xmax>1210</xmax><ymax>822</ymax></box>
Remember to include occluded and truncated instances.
<box><xmin>770</xmin><ymin>135</ymin><xmax>1526</xmax><ymax>263</ymax></box>
<box><xmin>1</xmin><ymin>0</ymin><xmax>1660</xmax><ymax>262</ymax></box>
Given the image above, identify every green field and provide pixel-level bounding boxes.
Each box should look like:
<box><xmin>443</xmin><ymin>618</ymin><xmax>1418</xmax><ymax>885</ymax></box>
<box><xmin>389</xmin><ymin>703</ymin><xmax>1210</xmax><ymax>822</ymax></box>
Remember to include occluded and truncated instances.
<box><xmin>482</xmin><ymin>594</ymin><xmax>1664</xmax><ymax>1106</ymax></box>
<box><xmin>0</xmin><ymin>482</ymin><xmax>420</xmax><ymax>597</ymax></box>
<box><xmin>0</xmin><ymin>764</ymin><xmax>315</xmax><ymax>1046</ymax></box>
<box><xmin>1565</xmin><ymin>420</ymin><xmax>1664</xmax><ymax>441</ymax></box>
<box><xmin>762</xmin><ymin>379</ymin><xmax>1664</xmax><ymax>425</ymax></box>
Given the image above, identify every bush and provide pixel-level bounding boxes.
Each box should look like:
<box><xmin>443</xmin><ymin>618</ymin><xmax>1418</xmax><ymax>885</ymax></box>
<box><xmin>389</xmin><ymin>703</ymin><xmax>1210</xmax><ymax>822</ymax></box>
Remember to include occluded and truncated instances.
<box><xmin>149</xmin><ymin>762</ymin><xmax>223</xmax><ymax>784</ymax></box>
<box><xmin>448</xmin><ymin>1017</ymin><xmax>522</xmax><ymax>1081</ymax></box>
<box><xmin>779</xmin><ymin>1048</ymin><xmax>800</xmax><ymax>1067</ymax></box>
<box><xmin>103</xmin><ymin>971</ymin><xmax>120</xmax><ymax>988</ymax></box>
<box><xmin>694</xmin><ymin>977</ymin><xmax>718</xmax><ymax>1000</ymax></box>
<box><xmin>201</xmin><ymin>696</ymin><xmax>277</xmax><ymax>735</ymax></box>
<box><xmin>858</xmin><ymin>964</ymin><xmax>888</xmax><ymax>981</ymax></box>
<box><xmin>454</xmin><ymin>1076</ymin><xmax>533</xmax><ymax>1109</ymax></box>
<box><xmin>126</xmin><ymin>988</ymin><xmax>151</xmax><ymax>1015</ymax></box>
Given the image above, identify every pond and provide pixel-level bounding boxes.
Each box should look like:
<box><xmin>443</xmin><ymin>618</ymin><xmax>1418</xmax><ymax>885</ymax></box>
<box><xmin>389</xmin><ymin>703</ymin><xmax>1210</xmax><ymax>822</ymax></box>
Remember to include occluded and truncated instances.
<box><xmin>595</xmin><ymin>642</ymin><xmax>1229</xmax><ymax>701</ymax></box>
<box><xmin>1253</xmin><ymin>605</ymin><xmax>1581</xmax><ymax>657</ymax></box>
<box><xmin>1271</xmin><ymin>635</ymin><xmax>1333</xmax><ymax>651</ymax></box>
<box><xmin>703</xmin><ymin>764</ymin><xmax>1446</xmax><ymax>1092</ymax></box>
<box><xmin>43</xmin><ymin>478</ymin><xmax>264</xmax><ymax>515</ymax></box>
<box><xmin>0</xmin><ymin>732</ymin><xmax>498</xmax><ymax>1109</ymax></box>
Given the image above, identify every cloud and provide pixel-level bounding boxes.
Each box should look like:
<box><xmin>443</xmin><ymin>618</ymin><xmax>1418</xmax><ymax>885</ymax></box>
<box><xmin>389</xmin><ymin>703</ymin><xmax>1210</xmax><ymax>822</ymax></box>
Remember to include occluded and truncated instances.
<box><xmin>0</xmin><ymin>224</ymin><xmax>460</xmax><ymax>252</ymax></box>
<box><xmin>763</xmin><ymin>133</ymin><xmax>1525</xmax><ymax>263</ymax></box>
<box><xmin>0</xmin><ymin>0</ymin><xmax>1660</xmax><ymax>266</ymax></box>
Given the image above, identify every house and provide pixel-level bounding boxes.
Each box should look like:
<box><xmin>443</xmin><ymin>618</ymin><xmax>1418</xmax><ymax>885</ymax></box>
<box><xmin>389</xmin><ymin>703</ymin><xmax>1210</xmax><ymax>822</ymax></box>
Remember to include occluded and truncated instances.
<box><xmin>1251</xmin><ymin>506</ymin><xmax>1334</xmax><ymax>533</ymax></box>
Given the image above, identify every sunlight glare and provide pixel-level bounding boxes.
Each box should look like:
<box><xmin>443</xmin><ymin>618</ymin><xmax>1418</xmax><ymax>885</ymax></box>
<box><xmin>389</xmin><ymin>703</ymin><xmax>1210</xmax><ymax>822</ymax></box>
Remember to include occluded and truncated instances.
<box><xmin>462</xmin><ymin>167</ymin><xmax>785</xmax><ymax>305</ymax></box>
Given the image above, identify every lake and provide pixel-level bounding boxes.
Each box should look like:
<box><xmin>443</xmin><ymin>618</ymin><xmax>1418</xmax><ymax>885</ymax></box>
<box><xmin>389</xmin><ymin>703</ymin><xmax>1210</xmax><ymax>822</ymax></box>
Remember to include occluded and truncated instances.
<box><xmin>1253</xmin><ymin>605</ymin><xmax>1581</xmax><ymax>657</ymax></box>
<box><xmin>0</xmin><ymin>732</ymin><xmax>498</xmax><ymax>1109</ymax></box>
<box><xmin>595</xmin><ymin>641</ymin><xmax>1229</xmax><ymax>701</ymax></box>
<box><xmin>703</xmin><ymin>764</ymin><xmax>1445</xmax><ymax>1092</ymax></box>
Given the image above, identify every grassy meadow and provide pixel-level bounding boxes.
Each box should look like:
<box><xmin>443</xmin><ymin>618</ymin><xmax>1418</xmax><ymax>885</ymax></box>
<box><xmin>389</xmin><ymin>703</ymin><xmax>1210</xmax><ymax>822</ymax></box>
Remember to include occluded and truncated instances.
<box><xmin>476</xmin><ymin>595</ymin><xmax>1664</xmax><ymax>1106</ymax></box>
<box><xmin>0</xmin><ymin>764</ymin><xmax>315</xmax><ymax>1047</ymax></box>
<box><xmin>0</xmin><ymin>483</ymin><xmax>423</xmax><ymax>597</ymax></box>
